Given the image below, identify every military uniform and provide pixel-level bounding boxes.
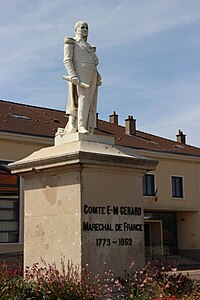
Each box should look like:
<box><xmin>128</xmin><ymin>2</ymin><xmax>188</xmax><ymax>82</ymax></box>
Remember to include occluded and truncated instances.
<box><xmin>63</xmin><ymin>36</ymin><xmax>100</xmax><ymax>133</ymax></box>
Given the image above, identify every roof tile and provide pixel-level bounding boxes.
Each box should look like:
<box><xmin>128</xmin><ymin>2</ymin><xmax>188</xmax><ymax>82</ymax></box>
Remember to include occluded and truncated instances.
<box><xmin>1</xmin><ymin>99</ymin><xmax>200</xmax><ymax>157</ymax></box>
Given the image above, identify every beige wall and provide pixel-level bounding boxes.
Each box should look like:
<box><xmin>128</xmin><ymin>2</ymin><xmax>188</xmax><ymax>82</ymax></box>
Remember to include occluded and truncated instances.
<box><xmin>177</xmin><ymin>211</ymin><xmax>200</xmax><ymax>249</ymax></box>
<box><xmin>136</xmin><ymin>149</ymin><xmax>200</xmax><ymax>258</ymax></box>
<box><xmin>0</xmin><ymin>134</ymin><xmax>52</xmax><ymax>162</ymax></box>
<box><xmin>197</xmin><ymin>163</ymin><xmax>200</xmax><ymax>211</ymax></box>
<box><xmin>134</xmin><ymin>150</ymin><xmax>200</xmax><ymax>212</ymax></box>
<box><xmin>177</xmin><ymin>211</ymin><xmax>200</xmax><ymax>259</ymax></box>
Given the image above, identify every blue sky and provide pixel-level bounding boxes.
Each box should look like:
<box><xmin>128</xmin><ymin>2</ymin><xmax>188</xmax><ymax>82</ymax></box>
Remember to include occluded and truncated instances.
<box><xmin>0</xmin><ymin>0</ymin><xmax>200</xmax><ymax>146</ymax></box>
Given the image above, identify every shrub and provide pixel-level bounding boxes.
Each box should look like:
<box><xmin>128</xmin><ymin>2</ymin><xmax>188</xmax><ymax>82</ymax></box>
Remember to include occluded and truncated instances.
<box><xmin>115</xmin><ymin>261</ymin><xmax>194</xmax><ymax>299</ymax></box>
<box><xmin>24</xmin><ymin>260</ymin><xmax>111</xmax><ymax>299</ymax></box>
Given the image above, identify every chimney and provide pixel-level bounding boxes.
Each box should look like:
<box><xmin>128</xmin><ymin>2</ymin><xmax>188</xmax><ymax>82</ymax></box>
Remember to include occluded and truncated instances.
<box><xmin>125</xmin><ymin>115</ymin><xmax>136</xmax><ymax>135</ymax></box>
<box><xmin>176</xmin><ymin>129</ymin><xmax>186</xmax><ymax>144</ymax></box>
<box><xmin>109</xmin><ymin>111</ymin><xmax>118</xmax><ymax>125</ymax></box>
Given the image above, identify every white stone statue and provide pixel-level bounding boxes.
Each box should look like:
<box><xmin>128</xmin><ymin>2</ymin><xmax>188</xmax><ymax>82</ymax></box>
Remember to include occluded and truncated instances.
<box><xmin>63</xmin><ymin>21</ymin><xmax>102</xmax><ymax>134</ymax></box>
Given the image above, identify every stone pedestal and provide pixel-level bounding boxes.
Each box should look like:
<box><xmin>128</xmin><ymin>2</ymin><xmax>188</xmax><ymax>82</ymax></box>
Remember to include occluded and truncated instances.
<box><xmin>10</xmin><ymin>133</ymin><xmax>158</xmax><ymax>276</ymax></box>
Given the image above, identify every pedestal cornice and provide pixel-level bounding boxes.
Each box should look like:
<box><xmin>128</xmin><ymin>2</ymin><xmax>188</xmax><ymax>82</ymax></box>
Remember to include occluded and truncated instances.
<box><xmin>9</xmin><ymin>134</ymin><xmax>158</xmax><ymax>175</ymax></box>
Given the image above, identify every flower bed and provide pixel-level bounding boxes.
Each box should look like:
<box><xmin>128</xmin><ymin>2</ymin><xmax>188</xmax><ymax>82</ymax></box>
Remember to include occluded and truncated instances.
<box><xmin>0</xmin><ymin>259</ymin><xmax>196</xmax><ymax>299</ymax></box>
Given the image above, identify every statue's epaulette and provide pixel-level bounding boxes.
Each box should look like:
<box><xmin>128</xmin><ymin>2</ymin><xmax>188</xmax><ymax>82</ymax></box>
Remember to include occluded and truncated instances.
<box><xmin>64</xmin><ymin>37</ymin><xmax>75</xmax><ymax>44</ymax></box>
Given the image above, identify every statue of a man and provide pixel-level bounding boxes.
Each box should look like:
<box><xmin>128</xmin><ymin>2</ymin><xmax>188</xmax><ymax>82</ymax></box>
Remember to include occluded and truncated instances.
<box><xmin>63</xmin><ymin>21</ymin><xmax>101</xmax><ymax>134</ymax></box>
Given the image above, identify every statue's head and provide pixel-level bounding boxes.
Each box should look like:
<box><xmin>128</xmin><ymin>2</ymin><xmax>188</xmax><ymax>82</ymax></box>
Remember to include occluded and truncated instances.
<box><xmin>74</xmin><ymin>21</ymin><xmax>89</xmax><ymax>38</ymax></box>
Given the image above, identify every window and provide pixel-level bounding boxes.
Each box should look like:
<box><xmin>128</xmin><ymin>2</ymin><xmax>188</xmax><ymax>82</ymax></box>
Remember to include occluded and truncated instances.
<box><xmin>171</xmin><ymin>176</ymin><xmax>183</xmax><ymax>198</ymax></box>
<box><xmin>10</xmin><ymin>113</ymin><xmax>31</xmax><ymax>121</ymax></box>
<box><xmin>0</xmin><ymin>162</ymin><xmax>19</xmax><ymax>243</ymax></box>
<box><xmin>143</xmin><ymin>174</ymin><xmax>155</xmax><ymax>196</ymax></box>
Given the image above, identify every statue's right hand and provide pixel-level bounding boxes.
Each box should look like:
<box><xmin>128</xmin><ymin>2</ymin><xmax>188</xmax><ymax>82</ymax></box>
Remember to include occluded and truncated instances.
<box><xmin>71</xmin><ymin>76</ymin><xmax>80</xmax><ymax>86</ymax></box>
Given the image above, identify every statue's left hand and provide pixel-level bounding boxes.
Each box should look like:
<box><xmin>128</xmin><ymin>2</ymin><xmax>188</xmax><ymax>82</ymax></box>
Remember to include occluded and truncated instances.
<box><xmin>71</xmin><ymin>76</ymin><xmax>80</xmax><ymax>86</ymax></box>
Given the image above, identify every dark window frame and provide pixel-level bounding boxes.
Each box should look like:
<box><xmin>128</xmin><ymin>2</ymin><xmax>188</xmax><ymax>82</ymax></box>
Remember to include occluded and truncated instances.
<box><xmin>143</xmin><ymin>174</ymin><xmax>156</xmax><ymax>196</ymax></box>
<box><xmin>0</xmin><ymin>161</ymin><xmax>20</xmax><ymax>243</ymax></box>
<box><xmin>171</xmin><ymin>176</ymin><xmax>184</xmax><ymax>198</ymax></box>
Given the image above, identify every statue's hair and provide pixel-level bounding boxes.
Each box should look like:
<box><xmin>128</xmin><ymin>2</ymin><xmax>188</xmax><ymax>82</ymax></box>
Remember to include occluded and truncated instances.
<box><xmin>74</xmin><ymin>21</ymin><xmax>88</xmax><ymax>32</ymax></box>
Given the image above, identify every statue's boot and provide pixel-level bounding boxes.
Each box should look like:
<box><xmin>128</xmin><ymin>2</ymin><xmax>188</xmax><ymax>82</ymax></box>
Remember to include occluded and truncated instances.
<box><xmin>64</xmin><ymin>115</ymin><xmax>77</xmax><ymax>133</ymax></box>
<box><xmin>78</xmin><ymin>126</ymin><xmax>89</xmax><ymax>134</ymax></box>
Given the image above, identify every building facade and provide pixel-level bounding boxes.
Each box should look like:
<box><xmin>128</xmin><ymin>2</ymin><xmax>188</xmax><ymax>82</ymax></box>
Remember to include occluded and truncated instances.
<box><xmin>0</xmin><ymin>100</ymin><xmax>200</xmax><ymax>260</ymax></box>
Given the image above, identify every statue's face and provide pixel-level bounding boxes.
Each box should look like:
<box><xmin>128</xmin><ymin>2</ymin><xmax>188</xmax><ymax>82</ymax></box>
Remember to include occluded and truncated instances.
<box><xmin>76</xmin><ymin>22</ymin><xmax>88</xmax><ymax>37</ymax></box>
